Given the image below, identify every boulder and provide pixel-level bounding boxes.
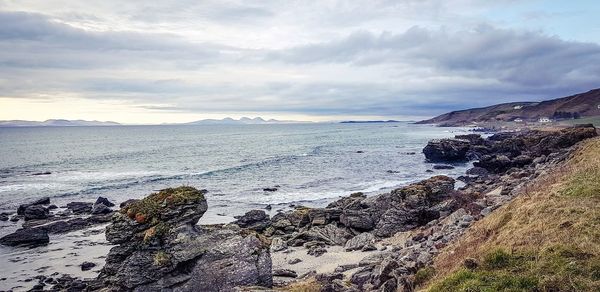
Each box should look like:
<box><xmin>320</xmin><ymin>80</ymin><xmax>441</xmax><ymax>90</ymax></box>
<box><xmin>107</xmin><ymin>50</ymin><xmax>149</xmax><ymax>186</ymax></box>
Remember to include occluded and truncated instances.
<box><xmin>17</xmin><ymin>197</ymin><xmax>50</xmax><ymax>215</ymax></box>
<box><xmin>289</xmin><ymin>223</ymin><xmax>352</xmax><ymax>247</ymax></box>
<box><xmin>66</xmin><ymin>202</ymin><xmax>93</xmax><ymax>214</ymax></box>
<box><xmin>340</xmin><ymin>210</ymin><xmax>375</xmax><ymax>231</ymax></box>
<box><xmin>23</xmin><ymin>205</ymin><xmax>49</xmax><ymax>221</ymax></box>
<box><xmin>423</xmin><ymin>139</ymin><xmax>471</xmax><ymax>162</ymax></box>
<box><xmin>81</xmin><ymin>262</ymin><xmax>96</xmax><ymax>271</ymax></box>
<box><xmin>91</xmin><ymin>203</ymin><xmax>112</xmax><ymax>215</ymax></box>
<box><xmin>95</xmin><ymin>196</ymin><xmax>115</xmax><ymax>207</ymax></box>
<box><xmin>273</xmin><ymin>269</ymin><xmax>297</xmax><ymax>278</ymax></box>
<box><xmin>233</xmin><ymin>210</ymin><xmax>270</xmax><ymax>232</ymax></box>
<box><xmin>0</xmin><ymin>228</ymin><xmax>49</xmax><ymax>246</ymax></box>
<box><xmin>96</xmin><ymin>187</ymin><xmax>272</xmax><ymax>291</ymax></box>
<box><xmin>345</xmin><ymin>232</ymin><xmax>375</xmax><ymax>251</ymax></box>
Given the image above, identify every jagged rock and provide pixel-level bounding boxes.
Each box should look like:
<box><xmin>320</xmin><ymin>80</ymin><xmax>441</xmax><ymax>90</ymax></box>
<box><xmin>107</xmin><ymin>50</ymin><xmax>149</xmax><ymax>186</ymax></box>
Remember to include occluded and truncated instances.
<box><xmin>433</xmin><ymin>164</ymin><xmax>455</xmax><ymax>170</ymax></box>
<box><xmin>96</xmin><ymin>187</ymin><xmax>272</xmax><ymax>291</ymax></box>
<box><xmin>370</xmin><ymin>257</ymin><xmax>399</xmax><ymax>287</ymax></box>
<box><xmin>273</xmin><ymin>269</ymin><xmax>297</xmax><ymax>278</ymax></box>
<box><xmin>307</xmin><ymin>246</ymin><xmax>327</xmax><ymax>257</ymax></box>
<box><xmin>475</xmin><ymin>154</ymin><xmax>512</xmax><ymax>173</ymax></box>
<box><xmin>66</xmin><ymin>202</ymin><xmax>93</xmax><ymax>214</ymax></box>
<box><xmin>0</xmin><ymin>228</ymin><xmax>49</xmax><ymax>246</ymax></box>
<box><xmin>466</xmin><ymin>166</ymin><xmax>489</xmax><ymax>176</ymax></box>
<box><xmin>91</xmin><ymin>202</ymin><xmax>112</xmax><ymax>215</ymax></box>
<box><xmin>345</xmin><ymin>232</ymin><xmax>375</xmax><ymax>251</ymax></box>
<box><xmin>17</xmin><ymin>197</ymin><xmax>50</xmax><ymax>215</ymax></box>
<box><xmin>81</xmin><ymin>262</ymin><xmax>96</xmax><ymax>271</ymax></box>
<box><xmin>233</xmin><ymin>209</ymin><xmax>270</xmax><ymax>232</ymax></box>
<box><xmin>95</xmin><ymin>196</ymin><xmax>115</xmax><ymax>207</ymax></box>
<box><xmin>423</xmin><ymin>139</ymin><xmax>471</xmax><ymax>162</ymax></box>
<box><xmin>270</xmin><ymin>237</ymin><xmax>287</xmax><ymax>252</ymax></box>
<box><xmin>0</xmin><ymin>214</ymin><xmax>8</xmax><ymax>221</ymax></box>
<box><xmin>23</xmin><ymin>205</ymin><xmax>49</xmax><ymax>221</ymax></box>
<box><xmin>340</xmin><ymin>210</ymin><xmax>375</xmax><ymax>231</ymax></box>
<box><xmin>350</xmin><ymin>267</ymin><xmax>373</xmax><ymax>287</ymax></box>
<box><xmin>361</xmin><ymin>244</ymin><xmax>377</xmax><ymax>252</ymax></box>
<box><xmin>288</xmin><ymin>258</ymin><xmax>302</xmax><ymax>265</ymax></box>
<box><xmin>34</xmin><ymin>213</ymin><xmax>113</xmax><ymax>234</ymax></box>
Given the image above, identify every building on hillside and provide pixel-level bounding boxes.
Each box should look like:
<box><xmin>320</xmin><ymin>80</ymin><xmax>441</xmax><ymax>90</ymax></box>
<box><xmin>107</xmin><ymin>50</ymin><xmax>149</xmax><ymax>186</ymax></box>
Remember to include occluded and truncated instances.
<box><xmin>513</xmin><ymin>105</ymin><xmax>523</xmax><ymax>110</ymax></box>
<box><xmin>538</xmin><ymin>117</ymin><xmax>552</xmax><ymax>123</ymax></box>
<box><xmin>513</xmin><ymin>118</ymin><xmax>524</xmax><ymax>123</ymax></box>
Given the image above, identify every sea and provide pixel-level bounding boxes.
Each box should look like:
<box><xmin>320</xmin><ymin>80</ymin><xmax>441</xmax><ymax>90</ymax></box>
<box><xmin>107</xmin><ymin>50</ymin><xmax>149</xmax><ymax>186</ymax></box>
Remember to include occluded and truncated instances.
<box><xmin>0</xmin><ymin>122</ymin><xmax>472</xmax><ymax>224</ymax></box>
<box><xmin>0</xmin><ymin>122</ymin><xmax>474</xmax><ymax>290</ymax></box>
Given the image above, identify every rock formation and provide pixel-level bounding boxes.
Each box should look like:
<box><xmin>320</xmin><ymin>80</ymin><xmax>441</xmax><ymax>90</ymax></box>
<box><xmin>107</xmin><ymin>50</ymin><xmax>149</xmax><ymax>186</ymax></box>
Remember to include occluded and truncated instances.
<box><xmin>92</xmin><ymin>186</ymin><xmax>272</xmax><ymax>292</ymax></box>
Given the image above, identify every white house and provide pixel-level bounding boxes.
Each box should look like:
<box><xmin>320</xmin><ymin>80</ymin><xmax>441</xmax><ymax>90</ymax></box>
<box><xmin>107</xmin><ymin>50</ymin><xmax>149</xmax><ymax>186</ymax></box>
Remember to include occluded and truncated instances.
<box><xmin>513</xmin><ymin>105</ymin><xmax>523</xmax><ymax>110</ymax></box>
<box><xmin>538</xmin><ymin>117</ymin><xmax>552</xmax><ymax>123</ymax></box>
<box><xmin>514</xmin><ymin>118</ymin><xmax>524</xmax><ymax>123</ymax></box>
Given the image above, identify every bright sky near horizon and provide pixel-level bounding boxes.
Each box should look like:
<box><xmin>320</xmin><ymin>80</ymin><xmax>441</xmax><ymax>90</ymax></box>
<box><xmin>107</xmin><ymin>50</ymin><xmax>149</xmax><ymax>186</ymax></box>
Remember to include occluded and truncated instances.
<box><xmin>1</xmin><ymin>0</ymin><xmax>600</xmax><ymax>123</ymax></box>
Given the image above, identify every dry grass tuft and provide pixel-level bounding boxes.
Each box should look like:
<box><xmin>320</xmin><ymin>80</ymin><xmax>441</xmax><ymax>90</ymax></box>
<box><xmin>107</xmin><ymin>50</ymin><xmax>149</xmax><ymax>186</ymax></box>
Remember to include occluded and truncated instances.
<box><xmin>280</xmin><ymin>278</ymin><xmax>322</xmax><ymax>292</ymax></box>
<box><xmin>422</xmin><ymin>137</ymin><xmax>600</xmax><ymax>291</ymax></box>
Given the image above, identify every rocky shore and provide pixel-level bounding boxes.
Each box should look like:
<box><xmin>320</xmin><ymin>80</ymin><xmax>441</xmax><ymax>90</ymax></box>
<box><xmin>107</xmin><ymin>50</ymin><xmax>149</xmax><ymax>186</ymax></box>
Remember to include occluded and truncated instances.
<box><xmin>0</xmin><ymin>124</ymin><xmax>596</xmax><ymax>291</ymax></box>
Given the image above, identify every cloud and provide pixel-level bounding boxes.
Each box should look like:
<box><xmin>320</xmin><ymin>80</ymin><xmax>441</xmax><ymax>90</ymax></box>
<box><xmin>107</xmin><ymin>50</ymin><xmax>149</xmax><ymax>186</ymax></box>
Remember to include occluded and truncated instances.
<box><xmin>0</xmin><ymin>2</ymin><xmax>599</xmax><ymax>122</ymax></box>
<box><xmin>269</xmin><ymin>25</ymin><xmax>600</xmax><ymax>89</ymax></box>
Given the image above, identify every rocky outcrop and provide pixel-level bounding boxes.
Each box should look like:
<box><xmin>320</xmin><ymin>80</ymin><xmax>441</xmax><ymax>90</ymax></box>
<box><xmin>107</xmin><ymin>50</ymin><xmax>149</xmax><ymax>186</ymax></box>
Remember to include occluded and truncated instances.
<box><xmin>423</xmin><ymin>139</ymin><xmax>471</xmax><ymax>162</ymax></box>
<box><xmin>0</xmin><ymin>228</ymin><xmax>49</xmax><ymax>246</ymax></box>
<box><xmin>233</xmin><ymin>209</ymin><xmax>271</xmax><ymax>232</ymax></box>
<box><xmin>254</xmin><ymin>176</ymin><xmax>456</xmax><ymax>255</ymax></box>
<box><xmin>17</xmin><ymin>197</ymin><xmax>50</xmax><ymax>215</ymax></box>
<box><xmin>94</xmin><ymin>186</ymin><xmax>272</xmax><ymax>292</ymax></box>
<box><xmin>424</xmin><ymin>125</ymin><xmax>597</xmax><ymax>172</ymax></box>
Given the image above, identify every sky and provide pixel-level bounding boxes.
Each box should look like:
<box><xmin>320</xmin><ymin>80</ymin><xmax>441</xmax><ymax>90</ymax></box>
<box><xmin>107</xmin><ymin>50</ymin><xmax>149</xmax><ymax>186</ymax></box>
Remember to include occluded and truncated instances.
<box><xmin>1</xmin><ymin>0</ymin><xmax>599</xmax><ymax>123</ymax></box>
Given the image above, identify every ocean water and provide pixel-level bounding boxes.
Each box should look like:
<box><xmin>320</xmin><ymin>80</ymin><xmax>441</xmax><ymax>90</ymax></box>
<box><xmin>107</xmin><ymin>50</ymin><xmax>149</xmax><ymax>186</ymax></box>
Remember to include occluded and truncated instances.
<box><xmin>0</xmin><ymin>123</ymin><xmax>471</xmax><ymax>224</ymax></box>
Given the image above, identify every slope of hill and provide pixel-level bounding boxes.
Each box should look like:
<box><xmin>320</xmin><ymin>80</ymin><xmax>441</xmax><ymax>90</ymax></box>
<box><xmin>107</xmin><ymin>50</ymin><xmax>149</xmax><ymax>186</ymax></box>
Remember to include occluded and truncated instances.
<box><xmin>418</xmin><ymin>88</ymin><xmax>600</xmax><ymax>126</ymax></box>
<box><xmin>0</xmin><ymin>119</ymin><xmax>121</xmax><ymax>127</ymax></box>
<box><xmin>422</xmin><ymin>137</ymin><xmax>600</xmax><ymax>291</ymax></box>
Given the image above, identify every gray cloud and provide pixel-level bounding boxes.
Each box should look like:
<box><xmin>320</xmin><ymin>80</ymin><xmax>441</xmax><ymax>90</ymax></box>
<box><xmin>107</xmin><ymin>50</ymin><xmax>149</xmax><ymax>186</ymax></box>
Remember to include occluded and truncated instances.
<box><xmin>269</xmin><ymin>25</ymin><xmax>600</xmax><ymax>89</ymax></box>
<box><xmin>0</xmin><ymin>2</ymin><xmax>599</xmax><ymax>121</ymax></box>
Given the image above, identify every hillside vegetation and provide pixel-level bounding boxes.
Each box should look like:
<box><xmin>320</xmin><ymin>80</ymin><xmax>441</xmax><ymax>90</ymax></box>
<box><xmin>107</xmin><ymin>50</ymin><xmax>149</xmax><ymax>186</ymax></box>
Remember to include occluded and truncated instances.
<box><xmin>418</xmin><ymin>88</ymin><xmax>600</xmax><ymax>126</ymax></box>
<box><xmin>422</xmin><ymin>137</ymin><xmax>600</xmax><ymax>291</ymax></box>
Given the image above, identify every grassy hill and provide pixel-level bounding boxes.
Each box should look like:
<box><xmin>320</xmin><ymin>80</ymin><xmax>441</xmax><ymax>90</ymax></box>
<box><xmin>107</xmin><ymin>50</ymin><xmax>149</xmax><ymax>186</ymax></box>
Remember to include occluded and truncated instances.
<box><xmin>418</xmin><ymin>88</ymin><xmax>600</xmax><ymax>126</ymax></box>
<box><xmin>421</xmin><ymin>137</ymin><xmax>600</xmax><ymax>291</ymax></box>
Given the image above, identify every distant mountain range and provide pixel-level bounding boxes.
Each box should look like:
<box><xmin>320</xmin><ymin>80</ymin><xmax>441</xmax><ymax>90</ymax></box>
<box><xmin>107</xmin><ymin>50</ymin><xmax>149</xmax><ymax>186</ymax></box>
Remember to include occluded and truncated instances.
<box><xmin>417</xmin><ymin>88</ymin><xmax>600</xmax><ymax>126</ymax></box>
<box><xmin>0</xmin><ymin>119</ymin><xmax>121</xmax><ymax>127</ymax></box>
<box><xmin>183</xmin><ymin>117</ymin><xmax>306</xmax><ymax>125</ymax></box>
<box><xmin>340</xmin><ymin>120</ymin><xmax>400</xmax><ymax>124</ymax></box>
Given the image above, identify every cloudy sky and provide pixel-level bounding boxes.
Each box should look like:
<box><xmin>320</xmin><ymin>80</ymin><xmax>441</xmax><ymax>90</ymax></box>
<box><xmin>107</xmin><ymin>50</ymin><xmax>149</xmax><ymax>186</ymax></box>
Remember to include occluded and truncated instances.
<box><xmin>1</xmin><ymin>0</ymin><xmax>599</xmax><ymax>123</ymax></box>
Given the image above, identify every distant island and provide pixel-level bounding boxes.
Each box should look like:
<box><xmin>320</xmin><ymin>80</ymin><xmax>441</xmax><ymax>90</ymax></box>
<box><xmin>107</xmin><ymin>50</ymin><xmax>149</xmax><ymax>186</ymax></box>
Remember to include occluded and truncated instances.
<box><xmin>0</xmin><ymin>119</ymin><xmax>121</xmax><ymax>127</ymax></box>
<box><xmin>181</xmin><ymin>117</ymin><xmax>309</xmax><ymax>125</ymax></box>
<box><xmin>340</xmin><ymin>120</ymin><xmax>400</xmax><ymax>124</ymax></box>
<box><xmin>417</xmin><ymin>88</ymin><xmax>600</xmax><ymax>126</ymax></box>
<box><xmin>0</xmin><ymin>117</ymin><xmax>309</xmax><ymax>127</ymax></box>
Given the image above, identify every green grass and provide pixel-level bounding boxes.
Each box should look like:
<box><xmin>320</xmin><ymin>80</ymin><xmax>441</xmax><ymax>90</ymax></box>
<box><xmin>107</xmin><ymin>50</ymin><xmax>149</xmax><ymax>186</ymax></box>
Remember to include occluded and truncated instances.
<box><xmin>415</xmin><ymin>267</ymin><xmax>436</xmax><ymax>286</ymax></box>
<box><xmin>429</xmin><ymin>246</ymin><xmax>600</xmax><ymax>291</ymax></box>
<box><xmin>123</xmin><ymin>186</ymin><xmax>206</xmax><ymax>223</ymax></box>
<box><xmin>560</xmin><ymin>166</ymin><xmax>600</xmax><ymax>198</ymax></box>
